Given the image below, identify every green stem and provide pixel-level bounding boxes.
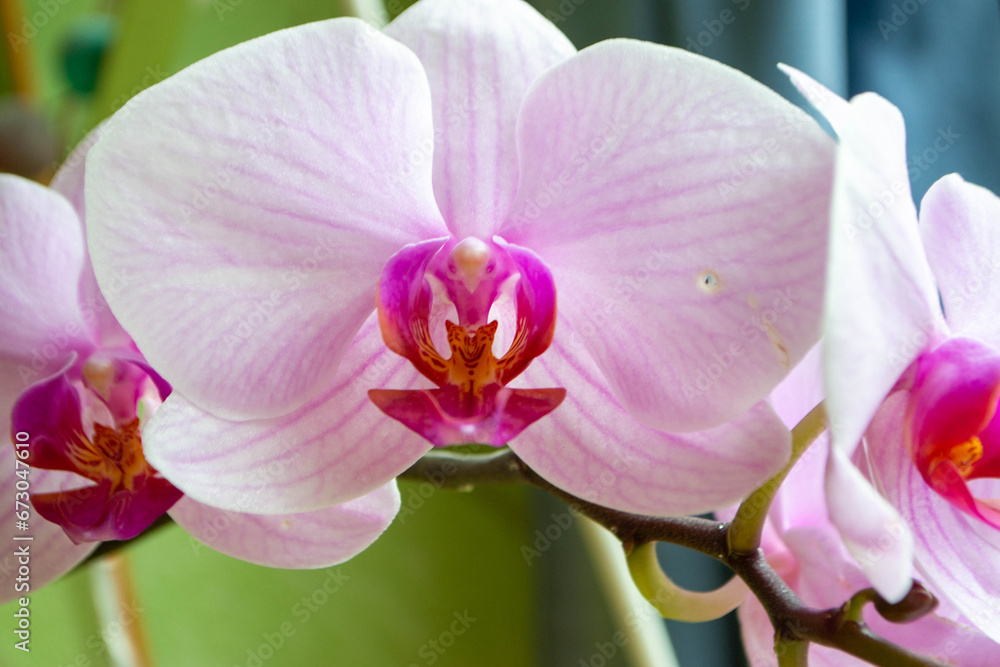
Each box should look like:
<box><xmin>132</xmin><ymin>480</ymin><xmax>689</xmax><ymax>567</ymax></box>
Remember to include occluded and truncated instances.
<box><xmin>775</xmin><ymin>638</ymin><xmax>810</xmax><ymax>667</ymax></box>
<box><xmin>728</xmin><ymin>402</ymin><xmax>828</xmax><ymax>555</ymax></box>
<box><xmin>626</xmin><ymin>542</ymin><xmax>748</xmax><ymax>622</ymax></box>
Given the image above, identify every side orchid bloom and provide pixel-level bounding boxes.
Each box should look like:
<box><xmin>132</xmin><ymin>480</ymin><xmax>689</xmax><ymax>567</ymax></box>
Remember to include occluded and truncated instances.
<box><xmin>86</xmin><ymin>0</ymin><xmax>834</xmax><ymax>520</ymax></box>
<box><xmin>0</xmin><ymin>141</ymin><xmax>401</xmax><ymax>604</ymax></box>
<box><xmin>736</xmin><ymin>350</ymin><xmax>1000</xmax><ymax>666</ymax></box>
<box><xmin>784</xmin><ymin>66</ymin><xmax>1000</xmax><ymax>633</ymax></box>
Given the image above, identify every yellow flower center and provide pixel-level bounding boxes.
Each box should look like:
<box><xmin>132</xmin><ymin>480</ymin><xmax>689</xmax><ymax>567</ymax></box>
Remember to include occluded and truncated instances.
<box><xmin>945</xmin><ymin>436</ymin><xmax>984</xmax><ymax>477</ymax></box>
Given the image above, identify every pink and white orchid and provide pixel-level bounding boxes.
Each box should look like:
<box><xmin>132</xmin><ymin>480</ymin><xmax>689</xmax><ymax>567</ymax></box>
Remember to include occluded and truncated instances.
<box><xmin>784</xmin><ymin>66</ymin><xmax>1000</xmax><ymax>634</ymax></box>
<box><xmin>0</xmin><ymin>138</ymin><xmax>400</xmax><ymax>604</ymax></box>
<box><xmin>85</xmin><ymin>0</ymin><xmax>834</xmax><ymax>521</ymax></box>
<box><xmin>738</xmin><ymin>349</ymin><xmax>1000</xmax><ymax>665</ymax></box>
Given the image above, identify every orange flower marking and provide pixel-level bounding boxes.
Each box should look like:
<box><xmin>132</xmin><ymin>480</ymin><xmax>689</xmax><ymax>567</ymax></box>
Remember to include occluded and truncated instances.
<box><xmin>68</xmin><ymin>419</ymin><xmax>154</xmax><ymax>490</ymax></box>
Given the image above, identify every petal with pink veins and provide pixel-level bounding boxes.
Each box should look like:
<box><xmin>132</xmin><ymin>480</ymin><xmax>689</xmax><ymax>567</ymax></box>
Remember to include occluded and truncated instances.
<box><xmin>868</xmin><ymin>392</ymin><xmax>1000</xmax><ymax>642</ymax></box>
<box><xmin>785</xmin><ymin>69</ymin><xmax>942</xmax><ymax>457</ymax></box>
<box><xmin>0</xmin><ymin>174</ymin><xmax>92</xmax><ymax>370</ymax></box>
<box><xmin>142</xmin><ymin>315</ymin><xmax>431</xmax><ymax>514</ymax></box>
<box><xmin>86</xmin><ymin>19</ymin><xmax>447</xmax><ymax>422</ymax></box>
<box><xmin>502</xmin><ymin>40</ymin><xmax>834</xmax><ymax>433</ymax></box>
<box><xmin>920</xmin><ymin>174</ymin><xmax>1000</xmax><ymax>348</ymax></box>
<box><xmin>508</xmin><ymin>325</ymin><xmax>791</xmax><ymax>516</ymax></box>
<box><xmin>384</xmin><ymin>0</ymin><xmax>575</xmax><ymax>239</ymax></box>
<box><xmin>49</xmin><ymin>124</ymin><xmax>131</xmax><ymax>349</ymax></box>
<box><xmin>170</xmin><ymin>482</ymin><xmax>400</xmax><ymax>569</ymax></box>
<box><xmin>825</xmin><ymin>444</ymin><xmax>913</xmax><ymax>603</ymax></box>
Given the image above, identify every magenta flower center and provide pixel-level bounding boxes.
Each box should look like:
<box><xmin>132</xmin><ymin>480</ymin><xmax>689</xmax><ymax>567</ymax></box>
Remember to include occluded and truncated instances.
<box><xmin>905</xmin><ymin>337</ymin><xmax>1000</xmax><ymax>526</ymax></box>
<box><xmin>369</xmin><ymin>237</ymin><xmax>565</xmax><ymax>447</ymax></box>
<box><xmin>11</xmin><ymin>353</ymin><xmax>182</xmax><ymax>543</ymax></box>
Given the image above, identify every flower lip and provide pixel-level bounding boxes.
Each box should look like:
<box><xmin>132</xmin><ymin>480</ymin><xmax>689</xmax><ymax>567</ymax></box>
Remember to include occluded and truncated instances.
<box><xmin>11</xmin><ymin>352</ymin><xmax>181</xmax><ymax>543</ymax></box>
<box><xmin>372</xmin><ymin>236</ymin><xmax>563</xmax><ymax>446</ymax></box>
<box><xmin>905</xmin><ymin>336</ymin><xmax>1000</xmax><ymax>525</ymax></box>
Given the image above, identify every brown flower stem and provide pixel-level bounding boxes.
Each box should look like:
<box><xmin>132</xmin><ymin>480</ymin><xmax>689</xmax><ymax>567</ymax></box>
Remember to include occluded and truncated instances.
<box><xmin>84</xmin><ymin>446</ymin><xmax>946</xmax><ymax>666</ymax></box>
<box><xmin>397</xmin><ymin>449</ymin><xmax>948</xmax><ymax>667</ymax></box>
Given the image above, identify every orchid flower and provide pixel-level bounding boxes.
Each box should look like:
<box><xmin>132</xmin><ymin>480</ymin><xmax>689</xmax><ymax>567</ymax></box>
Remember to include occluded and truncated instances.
<box><xmin>0</xmin><ymin>138</ymin><xmax>401</xmax><ymax>604</ymax></box>
<box><xmin>85</xmin><ymin>0</ymin><xmax>834</xmax><ymax>521</ymax></box>
<box><xmin>737</xmin><ymin>348</ymin><xmax>1000</xmax><ymax>666</ymax></box>
<box><xmin>784</xmin><ymin>66</ymin><xmax>1000</xmax><ymax>633</ymax></box>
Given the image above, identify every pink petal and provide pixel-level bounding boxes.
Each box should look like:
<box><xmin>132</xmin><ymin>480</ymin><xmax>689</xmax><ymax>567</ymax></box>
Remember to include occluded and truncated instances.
<box><xmin>502</xmin><ymin>41</ymin><xmax>834</xmax><ymax>433</ymax></box>
<box><xmin>169</xmin><ymin>482</ymin><xmax>399</xmax><ymax>568</ymax></box>
<box><xmin>49</xmin><ymin>124</ymin><xmax>131</xmax><ymax>349</ymax></box>
<box><xmin>142</xmin><ymin>315</ymin><xmax>431</xmax><ymax>514</ymax></box>
<box><xmin>920</xmin><ymin>174</ymin><xmax>1000</xmax><ymax>347</ymax></box>
<box><xmin>0</xmin><ymin>174</ymin><xmax>92</xmax><ymax>373</ymax></box>
<box><xmin>86</xmin><ymin>19</ymin><xmax>447</xmax><ymax>421</ymax></box>
<box><xmin>369</xmin><ymin>386</ymin><xmax>564</xmax><ymax>447</ymax></box>
<box><xmin>384</xmin><ymin>0</ymin><xmax>575</xmax><ymax>239</ymax></box>
<box><xmin>869</xmin><ymin>393</ymin><xmax>1000</xmax><ymax>641</ymax></box>
<box><xmin>768</xmin><ymin>342</ymin><xmax>824</xmax><ymax>429</ymax></box>
<box><xmin>32</xmin><ymin>475</ymin><xmax>182</xmax><ymax>544</ymax></box>
<box><xmin>825</xmin><ymin>445</ymin><xmax>913</xmax><ymax>603</ymax></box>
<box><xmin>1</xmin><ymin>356</ymin><xmax>25</xmax><ymax>442</ymax></box>
<box><xmin>0</xmin><ymin>446</ymin><xmax>95</xmax><ymax>604</ymax></box>
<box><xmin>10</xmin><ymin>366</ymin><xmax>92</xmax><ymax>478</ymax></box>
<box><xmin>778</xmin><ymin>64</ymin><xmax>851</xmax><ymax>135</ymax></box>
<box><xmin>508</xmin><ymin>329</ymin><xmax>791</xmax><ymax>516</ymax></box>
<box><xmin>805</xmin><ymin>81</ymin><xmax>942</xmax><ymax>456</ymax></box>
